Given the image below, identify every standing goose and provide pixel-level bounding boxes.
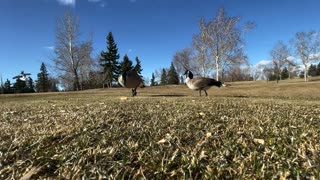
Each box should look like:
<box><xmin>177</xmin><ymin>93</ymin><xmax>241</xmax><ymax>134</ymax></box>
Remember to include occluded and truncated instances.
<box><xmin>118</xmin><ymin>70</ymin><xmax>143</xmax><ymax>96</ymax></box>
<box><xmin>184</xmin><ymin>70</ymin><xmax>222</xmax><ymax>96</ymax></box>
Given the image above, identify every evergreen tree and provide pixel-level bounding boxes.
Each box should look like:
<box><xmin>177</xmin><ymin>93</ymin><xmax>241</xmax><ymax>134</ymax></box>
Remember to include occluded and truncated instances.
<box><xmin>317</xmin><ymin>62</ymin><xmax>320</xmax><ymax>76</ymax></box>
<box><xmin>134</xmin><ymin>56</ymin><xmax>143</xmax><ymax>75</ymax></box>
<box><xmin>281</xmin><ymin>67</ymin><xmax>289</xmax><ymax>80</ymax></box>
<box><xmin>100</xmin><ymin>32</ymin><xmax>120</xmax><ymax>88</ymax></box>
<box><xmin>14</xmin><ymin>78</ymin><xmax>27</xmax><ymax>93</ymax></box>
<box><xmin>27</xmin><ymin>77</ymin><xmax>35</xmax><ymax>93</ymax></box>
<box><xmin>150</xmin><ymin>73</ymin><xmax>156</xmax><ymax>86</ymax></box>
<box><xmin>36</xmin><ymin>62</ymin><xmax>50</xmax><ymax>92</ymax></box>
<box><xmin>4</xmin><ymin>79</ymin><xmax>12</xmax><ymax>94</ymax></box>
<box><xmin>167</xmin><ymin>62</ymin><xmax>179</xmax><ymax>84</ymax></box>
<box><xmin>0</xmin><ymin>77</ymin><xmax>3</xmax><ymax>94</ymax></box>
<box><xmin>48</xmin><ymin>77</ymin><xmax>59</xmax><ymax>92</ymax></box>
<box><xmin>160</xmin><ymin>68</ymin><xmax>168</xmax><ymax>85</ymax></box>
<box><xmin>299</xmin><ymin>71</ymin><xmax>305</xmax><ymax>78</ymax></box>
<box><xmin>120</xmin><ymin>54</ymin><xmax>134</xmax><ymax>74</ymax></box>
<box><xmin>308</xmin><ymin>64</ymin><xmax>317</xmax><ymax>76</ymax></box>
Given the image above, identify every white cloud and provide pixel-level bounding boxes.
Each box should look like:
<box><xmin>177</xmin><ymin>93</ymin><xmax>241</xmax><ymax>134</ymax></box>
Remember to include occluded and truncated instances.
<box><xmin>255</xmin><ymin>60</ymin><xmax>272</xmax><ymax>67</ymax></box>
<box><xmin>57</xmin><ymin>0</ymin><xmax>75</xmax><ymax>6</ymax></box>
<box><xmin>100</xmin><ymin>2</ymin><xmax>106</xmax><ymax>8</ymax></box>
<box><xmin>44</xmin><ymin>46</ymin><xmax>55</xmax><ymax>51</ymax></box>
<box><xmin>287</xmin><ymin>56</ymin><xmax>296</xmax><ymax>61</ymax></box>
<box><xmin>87</xmin><ymin>0</ymin><xmax>106</xmax><ymax>8</ymax></box>
<box><xmin>57</xmin><ymin>0</ymin><xmax>104</xmax><ymax>6</ymax></box>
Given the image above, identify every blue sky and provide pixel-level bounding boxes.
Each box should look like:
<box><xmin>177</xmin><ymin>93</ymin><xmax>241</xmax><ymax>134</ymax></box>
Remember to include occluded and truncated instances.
<box><xmin>1</xmin><ymin>0</ymin><xmax>320</xmax><ymax>83</ymax></box>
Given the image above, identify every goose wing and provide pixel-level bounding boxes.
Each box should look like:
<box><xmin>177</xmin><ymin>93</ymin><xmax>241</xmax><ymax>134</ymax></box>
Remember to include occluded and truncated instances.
<box><xmin>120</xmin><ymin>71</ymin><xmax>143</xmax><ymax>88</ymax></box>
<box><xmin>191</xmin><ymin>77</ymin><xmax>217</xmax><ymax>88</ymax></box>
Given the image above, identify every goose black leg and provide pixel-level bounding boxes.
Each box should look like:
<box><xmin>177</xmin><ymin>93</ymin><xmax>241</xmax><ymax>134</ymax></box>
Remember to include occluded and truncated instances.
<box><xmin>204</xmin><ymin>90</ymin><xmax>208</xmax><ymax>96</ymax></box>
<box><xmin>134</xmin><ymin>88</ymin><xmax>137</xmax><ymax>96</ymax></box>
<box><xmin>199</xmin><ymin>90</ymin><xmax>202</xmax><ymax>96</ymax></box>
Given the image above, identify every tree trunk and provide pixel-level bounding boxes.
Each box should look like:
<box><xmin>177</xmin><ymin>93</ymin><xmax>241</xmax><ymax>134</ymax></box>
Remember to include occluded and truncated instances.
<box><xmin>304</xmin><ymin>64</ymin><xmax>308</xmax><ymax>82</ymax></box>
<box><xmin>74</xmin><ymin>72</ymin><xmax>80</xmax><ymax>91</ymax></box>
<box><xmin>215</xmin><ymin>56</ymin><xmax>220</xmax><ymax>81</ymax></box>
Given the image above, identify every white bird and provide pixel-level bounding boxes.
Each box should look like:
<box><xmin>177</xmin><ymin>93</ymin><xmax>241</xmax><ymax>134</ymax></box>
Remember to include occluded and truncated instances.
<box><xmin>118</xmin><ymin>70</ymin><xmax>143</xmax><ymax>96</ymax></box>
<box><xmin>184</xmin><ymin>70</ymin><xmax>222</xmax><ymax>96</ymax></box>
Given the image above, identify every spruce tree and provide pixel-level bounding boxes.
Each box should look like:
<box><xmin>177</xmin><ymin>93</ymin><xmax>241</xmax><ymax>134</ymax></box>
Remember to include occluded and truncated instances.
<box><xmin>0</xmin><ymin>77</ymin><xmax>3</xmax><ymax>94</ymax></box>
<box><xmin>14</xmin><ymin>78</ymin><xmax>27</xmax><ymax>93</ymax></box>
<box><xmin>308</xmin><ymin>64</ymin><xmax>317</xmax><ymax>76</ymax></box>
<box><xmin>120</xmin><ymin>54</ymin><xmax>134</xmax><ymax>74</ymax></box>
<box><xmin>167</xmin><ymin>62</ymin><xmax>179</xmax><ymax>84</ymax></box>
<box><xmin>160</xmin><ymin>68</ymin><xmax>168</xmax><ymax>85</ymax></box>
<box><xmin>4</xmin><ymin>79</ymin><xmax>12</xmax><ymax>94</ymax></box>
<box><xmin>27</xmin><ymin>77</ymin><xmax>35</xmax><ymax>93</ymax></box>
<box><xmin>134</xmin><ymin>56</ymin><xmax>143</xmax><ymax>75</ymax></box>
<box><xmin>150</xmin><ymin>73</ymin><xmax>156</xmax><ymax>86</ymax></box>
<box><xmin>100</xmin><ymin>32</ymin><xmax>120</xmax><ymax>88</ymax></box>
<box><xmin>36</xmin><ymin>62</ymin><xmax>50</xmax><ymax>92</ymax></box>
<box><xmin>281</xmin><ymin>67</ymin><xmax>289</xmax><ymax>80</ymax></box>
<box><xmin>48</xmin><ymin>77</ymin><xmax>59</xmax><ymax>92</ymax></box>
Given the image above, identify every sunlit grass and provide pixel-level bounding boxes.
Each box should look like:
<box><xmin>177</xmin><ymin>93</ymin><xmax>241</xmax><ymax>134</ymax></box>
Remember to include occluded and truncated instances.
<box><xmin>1</xmin><ymin>80</ymin><xmax>320</xmax><ymax>179</ymax></box>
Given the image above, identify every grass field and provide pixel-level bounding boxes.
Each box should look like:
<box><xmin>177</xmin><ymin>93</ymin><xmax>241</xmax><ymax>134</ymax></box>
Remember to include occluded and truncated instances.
<box><xmin>1</xmin><ymin>80</ymin><xmax>320</xmax><ymax>179</ymax></box>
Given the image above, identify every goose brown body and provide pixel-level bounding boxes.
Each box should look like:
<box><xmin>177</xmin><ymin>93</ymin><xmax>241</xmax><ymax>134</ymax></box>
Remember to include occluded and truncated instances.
<box><xmin>118</xmin><ymin>71</ymin><xmax>143</xmax><ymax>96</ymax></box>
<box><xmin>184</xmin><ymin>70</ymin><xmax>222</xmax><ymax>96</ymax></box>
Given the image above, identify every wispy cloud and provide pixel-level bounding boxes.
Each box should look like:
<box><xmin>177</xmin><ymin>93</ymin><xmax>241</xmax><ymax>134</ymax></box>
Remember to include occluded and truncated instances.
<box><xmin>255</xmin><ymin>60</ymin><xmax>272</xmax><ymax>67</ymax></box>
<box><xmin>44</xmin><ymin>46</ymin><xmax>55</xmax><ymax>51</ymax></box>
<box><xmin>100</xmin><ymin>2</ymin><xmax>106</xmax><ymax>8</ymax></box>
<box><xmin>87</xmin><ymin>0</ymin><xmax>106</xmax><ymax>8</ymax></box>
<box><xmin>57</xmin><ymin>0</ymin><xmax>105</xmax><ymax>6</ymax></box>
<box><xmin>57</xmin><ymin>0</ymin><xmax>75</xmax><ymax>6</ymax></box>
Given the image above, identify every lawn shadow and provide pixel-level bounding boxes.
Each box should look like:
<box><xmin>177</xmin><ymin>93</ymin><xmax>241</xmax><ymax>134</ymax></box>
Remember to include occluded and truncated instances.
<box><xmin>147</xmin><ymin>94</ymin><xmax>187</xmax><ymax>97</ymax></box>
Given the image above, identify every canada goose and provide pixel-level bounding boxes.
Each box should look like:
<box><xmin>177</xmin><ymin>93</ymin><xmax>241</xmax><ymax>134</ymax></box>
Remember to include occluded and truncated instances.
<box><xmin>13</xmin><ymin>71</ymin><xmax>31</xmax><ymax>81</ymax></box>
<box><xmin>184</xmin><ymin>70</ymin><xmax>222</xmax><ymax>96</ymax></box>
<box><xmin>118</xmin><ymin>70</ymin><xmax>143</xmax><ymax>96</ymax></box>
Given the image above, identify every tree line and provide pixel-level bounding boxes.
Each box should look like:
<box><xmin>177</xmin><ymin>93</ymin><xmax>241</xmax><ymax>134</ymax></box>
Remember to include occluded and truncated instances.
<box><xmin>172</xmin><ymin>8</ymin><xmax>320</xmax><ymax>83</ymax></box>
<box><xmin>150</xmin><ymin>62</ymin><xmax>180</xmax><ymax>86</ymax></box>
<box><xmin>1</xmin><ymin>10</ymin><xmax>144</xmax><ymax>94</ymax></box>
<box><xmin>52</xmin><ymin>10</ymin><xmax>143</xmax><ymax>91</ymax></box>
<box><xmin>2</xmin><ymin>8</ymin><xmax>320</xmax><ymax>94</ymax></box>
<box><xmin>0</xmin><ymin>63</ymin><xmax>59</xmax><ymax>94</ymax></box>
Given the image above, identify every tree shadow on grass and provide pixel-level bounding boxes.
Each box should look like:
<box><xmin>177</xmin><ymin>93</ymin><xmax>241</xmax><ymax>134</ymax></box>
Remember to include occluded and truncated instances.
<box><xmin>147</xmin><ymin>94</ymin><xmax>187</xmax><ymax>97</ymax></box>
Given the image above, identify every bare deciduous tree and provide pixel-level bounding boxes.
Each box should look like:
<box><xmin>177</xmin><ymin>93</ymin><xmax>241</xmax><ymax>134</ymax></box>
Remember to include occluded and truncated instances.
<box><xmin>53</xmin><ymin>10</ymin><xmax>93</xmax><ymax>90</ymax></box>
<box><xmin>193</xmin><ymin>31</ymin><xmax>212</xmax><ymax>77</ymax></box>
<box><xmin>172</xmin><ymin>48</ymin><xmax>195</xmax><ymax>75</ymax></box>
<box><xmin>291</xmin><ymin>31</ymin><xmax>320</xmax><ymax>82</ymax></box>
<box><xmin>195</xmin><ymin>8</ymin><xmax>253</xmax><ymax>80</ymax></box>
<box><xmin>286</xmin><ymin>56</ymin><xmax>297</xmax><ymax>79</ymax></box>
<box><xmin>270</xmin><ymin>41</ymin><xmax>291</xmax><ymax>83</ymax></box>
<box><xmin>224</xmin><ymin>66</ymin><xmax>250</xmax><ymax>82</ymax></box>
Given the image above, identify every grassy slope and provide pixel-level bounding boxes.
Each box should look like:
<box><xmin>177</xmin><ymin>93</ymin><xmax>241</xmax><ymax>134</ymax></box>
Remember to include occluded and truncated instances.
<box><xmin>0</xmin><ymin>80</ymin><xmax>320</xmax><ymax>179</ymax></box>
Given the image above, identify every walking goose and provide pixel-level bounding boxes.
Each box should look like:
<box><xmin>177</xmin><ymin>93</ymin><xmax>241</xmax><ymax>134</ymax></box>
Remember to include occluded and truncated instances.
<box><xmin>118</xmin><ymin>70</ymin><xmax>143</xmax><ymax>97</ymax></box>
<box><xmin>184</xmin><ymin>70</ymin><xmax>222</xmax><ymax>96</ymax></box>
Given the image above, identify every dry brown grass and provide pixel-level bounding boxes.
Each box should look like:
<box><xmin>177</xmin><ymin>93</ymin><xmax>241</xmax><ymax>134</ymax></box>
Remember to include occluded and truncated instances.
<box><xmin>0</xmin><ymin>80</ymin><xmax>320</xmax><ymax>179</ymax></box>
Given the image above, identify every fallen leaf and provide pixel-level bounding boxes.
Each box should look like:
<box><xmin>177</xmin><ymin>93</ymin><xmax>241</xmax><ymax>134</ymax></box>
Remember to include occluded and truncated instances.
<box><xmin>254</xmin><ymin>138</ymin><xmax>265</xmax><ymax>145</ymax></box>
<box><xmin>157</xmin><ymin>138</ymin><xmax>166</xmax><ymax>144</ymax></box>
